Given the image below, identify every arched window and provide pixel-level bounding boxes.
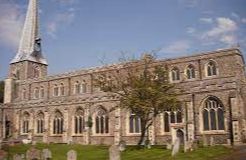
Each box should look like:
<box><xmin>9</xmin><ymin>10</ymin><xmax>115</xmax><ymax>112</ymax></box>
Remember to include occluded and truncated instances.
<box><xmin>74</xmin><ymin>81</ymin><xmax>80</xmax><ymax>94</ymax></box>
<box><xmin>36</xmin><ymin>112</ymin><xmax>44</xmax><ymax>134</ymax></box>
<box><xmin>163</xmin><ymin>108</ymin><xmax>182</xmax><ymax>132</ymax></box>
<box><xmin>40</xmin><ymin>86</ymin><xmax>45</xmax><ymax>98</ymax></box>
<box><xmin>206</xmin><ymin>61</ymin><xmax>217</xmax><ymax>76</ymax></box>
<box><xmin>53</xmin><ymin>84</ymin><xmax>59</xmax><ymax>96</ymax></box>
<box><xmin>60</xmin><ymin>83</ymin><xmax>65</xmax><ymax>96</ymax></box>
<box><xmin>186</xmin><ymin>65</ymin><xmax>195</xmax><ymax>79</ymax></box>
<box><xmin>33</xmin><ymin>66</ymin><xmax>40</xmax><ymax>78</ymax></box>
<box><xmin>129</xmin><ymin>111</ymin><xmax>141</xmax><ymax>133</ymax></box>
<box><xmin>81</xmin><ymin>80</ymin><xmax>87</xmax><ymax>93</ymax></box>
<box><xmin>22</xmin><ymin>112</ymin><xmax>30</xmax><ymax>134</ymax></box>
<box><xmin>74</xmin><ymin>109</ymin><xmax>85</xmax><ymax>134</ymax></box>
<box><xmin>34</xmin><ymin>87</ymin><xmax>39</xmax><ymax>99</ymax></box>
<box><xmin>171</xmin><ymin>67</ymin><xmax>180</xmax><ymax>81</ymax></box>
<box><xmin>95</xmin><ymin>107</ymin><xmax>109</xmax><ymax>134</ymax></box>
<box><xmin>53</xmin><ymin>111</ymin><xmax>63</xmax><ymax>134</ymax></box>
<box><xmin>202</xmin><ymin>97</ymin><xmax>224</xmax><ymax>131</ymax></box>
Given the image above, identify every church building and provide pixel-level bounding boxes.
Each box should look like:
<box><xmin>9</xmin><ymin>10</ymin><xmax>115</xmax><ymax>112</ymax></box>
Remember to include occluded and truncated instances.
<box><xmin>1</xmin><ymin>0</ymin><xmax>246</xmax><ymax>146</ymax></box>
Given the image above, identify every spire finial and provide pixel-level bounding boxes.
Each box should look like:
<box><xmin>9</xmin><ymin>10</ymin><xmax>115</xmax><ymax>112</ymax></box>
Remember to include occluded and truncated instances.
<box><xmin>11</xmin><ymin>0</ymin><xmax>47</xmax><ymax>65</ymax></box>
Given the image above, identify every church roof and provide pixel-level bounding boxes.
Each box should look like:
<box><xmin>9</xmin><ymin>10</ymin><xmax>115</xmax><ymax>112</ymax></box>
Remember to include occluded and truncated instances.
<box><xmin>10</xmin><ymin>0</ymin><xmax>47</xmax><ymax>65</ymax></box>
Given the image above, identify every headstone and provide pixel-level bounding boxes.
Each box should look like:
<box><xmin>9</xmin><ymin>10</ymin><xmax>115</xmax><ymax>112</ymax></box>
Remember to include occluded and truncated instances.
<box><xmin>109</xmin><ymin>145</ymin><xmax>121</xmax><ymax>160</ymax></box>
<box><xmin>171</xmin><ymin>138</ymin><xmax>180</xmax><ymax>157</ymax></box>
<box><xmin>184</xmin><ymin>141</ymin><xmax>192</xmax><ymax>152</ymax></box>
<box><xmin>26</xmin><ymin>147</ymin><xmax>41</xmax><ymax>160</ymax></box>
<box><xmin>119</xmin><ymin>141</ymin><xmax>126</xmax><ymax>152</ymax></box>
<box><xmin>22</xmin><ymin>139</ymin><xmax>32</xmax><ymax>144</ymax></box>
<box><xmin>67</xmin><ymin>150</ymin><xmax>77</xmax><ymax>160</ymax></box>
<box><xmin>0</xmin><ymin>150</ymin><xmax>7</xmax><ymax>160</ymax></box>
<box><xmin>13</xmin><ymin>154</ymin><xmax>22</xmax><ymax>160</ymax></box>
<box><xmin>166</xmin><ymin>143</ymin><xmax>172</xmax><ymax>150</ymax></box>
<box><xmin>42</xmin><ymin>149</ymin><xmax>52</xmax><ymax>160</ymax></box>
<box><xmin>32</xmin><ymin>140</ymin><xmax>37</xmax><ymax>146</ymax></box>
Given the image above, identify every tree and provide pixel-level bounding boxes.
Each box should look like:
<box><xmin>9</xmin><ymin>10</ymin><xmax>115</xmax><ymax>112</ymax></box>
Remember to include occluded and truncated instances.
<box><xmin>94</xmin><ymin>54</ymin><xmax>180</xmax><ymax>146</ymax></box>
<box><xmin>0</xmin><ymin>81</ymin><xmax>4</xmax><ymax>103</ymax></box>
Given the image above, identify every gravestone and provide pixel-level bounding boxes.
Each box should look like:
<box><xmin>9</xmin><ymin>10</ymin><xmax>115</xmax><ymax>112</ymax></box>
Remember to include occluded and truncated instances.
<box><xmin>171</xmin><ymin>138</ymin><xmax>180</xmax><ymax>157</ymax></box>
<box><xmin>166</xmin><ymin>143</ymin><xmax>172</xmax><ymax>150</ymax></box>
<box><xmin>67</xmin><ymin>150</ymin><xmax>77</xmax><ymax>160</ymax></box>
<box><xmin>13</xmin><ymin>154</ymin><xmax>22</xmax><ymax>160</ymax></box>
<box><xmin>26</xmin><ymin>147</ymin><xmax>41</xmax><ymax>160</ymax></box>
<box><xmin>109</xmin><ymin>145</ymin><xmax>121</xmax><ymax>160</ymax></box>
<box><xmin>42</xmin><ymin>149</ymin><xmax>52</xmax><ymax>160</ymax></box>
<box><xmin>119</xmin><ymin>141</ymin><xmax>126</xmax><ymax>152</ymax></box>
<box><xmin>0</xmin><ymin>150</ymin><xmax>7</xmax><ymax>160</ymax></box>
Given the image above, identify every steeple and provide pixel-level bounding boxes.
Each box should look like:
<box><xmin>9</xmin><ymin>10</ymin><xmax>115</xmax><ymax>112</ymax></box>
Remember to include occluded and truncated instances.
<box><xmin>10</xmin><ymin>0</ymin><xmax>47</xmax><ymax>65</ymax></box>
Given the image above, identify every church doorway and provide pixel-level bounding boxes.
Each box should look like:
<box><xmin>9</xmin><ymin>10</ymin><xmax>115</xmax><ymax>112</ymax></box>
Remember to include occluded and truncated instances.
<box><xmin>176</xmin><ymin>129</ymin><xmax>184</xmax><ymax>145</ymax></box>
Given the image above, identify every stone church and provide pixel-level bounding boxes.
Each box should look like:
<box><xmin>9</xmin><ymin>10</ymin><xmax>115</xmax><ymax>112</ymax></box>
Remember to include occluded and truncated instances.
<box><xmin>1</xmin><ymin>0</ymin><xmax>246</xmax><ymax>146</ymax></box>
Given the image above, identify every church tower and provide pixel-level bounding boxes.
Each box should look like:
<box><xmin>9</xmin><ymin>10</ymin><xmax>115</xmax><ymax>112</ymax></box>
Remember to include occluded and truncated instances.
<box><xmin>5</xmin><ymin>0</ymin><xmax>47</xmax><ymax>103</ymax></box>
<box><xmin>9</xmin><ymin>0</ymin><xmax>47</xmax><ymax>80</ymax></box>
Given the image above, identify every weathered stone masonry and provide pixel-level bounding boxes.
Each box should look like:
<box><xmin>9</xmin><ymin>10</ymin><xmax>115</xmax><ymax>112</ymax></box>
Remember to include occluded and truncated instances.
<box><xmin>1</xmin><ymin>0</ymin><xmax>246</xmax><ymax>146</ymax></box>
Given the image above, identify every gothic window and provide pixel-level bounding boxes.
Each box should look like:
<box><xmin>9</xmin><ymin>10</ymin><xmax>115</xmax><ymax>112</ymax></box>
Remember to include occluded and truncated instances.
<box><xmin>33</xmin><ymin>66</ymin><xmax>40</xmax><ymax>78</ymax></box>
<box><xmin>163</xmin><ymin>108</ymin><xmax>182</xmax><ymax>132</ymax></box>
<box><xmin>95</xmin><ymin>107</ymin><xmax>109</xmax><ymax>134</ymax></box>
<box><xmin>53</xmin><ymin>111</ymin><xmax>63</xmax><ymax>134</ymax></box>
<box><xmin>60</xmin><ymin>83</ymin><xmax>65</xmax><ymax>96</ymax></box>
<box><xmin>36</xmin><ymin>112</ymin><xmax>44</xmax><ymax>134</ymax></box>
<box><xmin>22</xmin><ymin>112</ymin><xmax>30</xmax><ymax>134</ymax></box>
<box><xmin>40</xmin><ymin>86</ymin><xmax>45</xmax><ymax>98</ymax></box>
<box><xmin>34</xmin><ymin>87</ymin><xmax>39</xmax><ymax>99</ymax></box>
<box><xmin>171</xmin><ymin>67</ymin><xmax>180</xmax><ymax>81</ymax></box>
<box><xmin>129</xmin><ymin>111</ymin><xmax>141</xmax><ymax>133</ymax></box>
<box><xmin>206</xmin><ymin>61</ymin><xmax>217</xmax><ymax>76</ymax></box>
<box><xmin>186</xmin><ymin>65</ymin><xmax>195</xmax><ymax>79</ymax></box>
<box><xmin>202</xmin><ymin>97</ymin><xmax>225</xmax><ymax>131</ymax></box>
<box><xmin>81</xmin><ymin>80</ymin><xmax>87</xmax><ymax>93</ymax></box>
<box><xmin>53</xmin><ymin>84</ymin><xmax>59</xmax><ymax>96</ymax></box>
<box><xmin>74</xmin><ymin>81</ymin><xmax>80</xmax><ymax>94</ymax></box>
<box><xmin>74</xmin><ymin>109</ymin><xmax>85</xmax><ymax>134</ymax></box>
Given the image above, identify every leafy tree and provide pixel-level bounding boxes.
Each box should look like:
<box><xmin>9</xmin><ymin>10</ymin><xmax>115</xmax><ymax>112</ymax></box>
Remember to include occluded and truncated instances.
<box><xmin>94</xmin><ymin>55</ymin><xmax>179</xmax><ymax>146</ymax></box>
<box><xmin>0</xmin><ymin>81</ymin><xmax>4</xmax><ymax>103</ymax></box>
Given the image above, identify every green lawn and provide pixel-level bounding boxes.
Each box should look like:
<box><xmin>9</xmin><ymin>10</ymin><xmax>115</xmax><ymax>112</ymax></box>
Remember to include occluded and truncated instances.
<box><xmin>3</xmin><ymin>144</ymin><xmax>232</xmax><ymax>160</ymax></box>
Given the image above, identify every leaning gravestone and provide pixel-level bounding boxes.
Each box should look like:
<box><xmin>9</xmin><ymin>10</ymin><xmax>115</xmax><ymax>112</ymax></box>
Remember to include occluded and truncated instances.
<box><xmin>42</xmin><ymin>148</ymin><xmax>52</xmax><ymax>160</ymax></box>
<box><xmin>67</xmin><ymin>150</ymin><xmax>77</xmax><ymax>160</ymax></box>
<box><xmin>109</xmin><ymin>145</ymin><xmax>121</xmax><ymax>160</ymax></box>
<box><xmin>26</xmin><ymin>147</ymin><xmax>41</xmax><ymax>160</ymax></box>
<box><xmin>171</xmin><ymin>138</ymin><xmax>180</xmax><ymax>157</ymax></box>
<box><xmin>13</xmin><ymin>154</ymin><xmax>22</xmax><ymax>160</ymax></box>
<box><xmin>119</xmin><ymin>141</ymin><xmax>126</xmax><ymax>152</ymax></box>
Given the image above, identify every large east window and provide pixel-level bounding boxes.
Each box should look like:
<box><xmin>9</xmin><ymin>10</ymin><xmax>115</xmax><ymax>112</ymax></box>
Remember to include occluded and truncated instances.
<box><xmin>202</xmin><ymin>97</ymin><xmax>224</xmax><ymax>131</ymax></box>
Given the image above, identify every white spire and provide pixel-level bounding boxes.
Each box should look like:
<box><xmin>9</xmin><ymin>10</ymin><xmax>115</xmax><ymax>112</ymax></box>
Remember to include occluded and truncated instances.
<box><xmin>11</xmin><ymin>0</ymin><xmax>47</xmax><ymax>65</ymax></box>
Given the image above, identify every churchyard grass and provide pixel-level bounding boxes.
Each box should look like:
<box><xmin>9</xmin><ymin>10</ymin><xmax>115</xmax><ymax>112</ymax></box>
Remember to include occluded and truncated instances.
<box><xmin>3</xmin><ymin>143</ymin><xmax>232</xmax><ymax>160</ymax></box>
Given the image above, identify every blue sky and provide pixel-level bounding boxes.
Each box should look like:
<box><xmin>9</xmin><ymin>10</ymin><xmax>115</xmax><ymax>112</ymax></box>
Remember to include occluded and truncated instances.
<box><xmin>0</xmin><ymin>0</ymin><xmax>246</xmax><ymax>80</ymax></box>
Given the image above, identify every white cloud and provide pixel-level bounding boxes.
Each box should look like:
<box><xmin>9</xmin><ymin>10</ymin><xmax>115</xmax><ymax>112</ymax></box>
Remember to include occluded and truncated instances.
<box><xmin>220</xmin><ymin>35</ymin><xmax>236</xmax><ymax>44</ymax></box>
<box><xmin>160</xmin><ymin>41</ymin><xmax>190</xmax><ymax>54</ymax></box>
<box><xmin>0</xmin><ymin>1</ymin><xmax>24</xmax><ymax>49</ymax></box>
<box><xmin>46</xmin><ymin>9</ymin><xmax>75</xmax><ymax>38</ymax></box>
<box><xmin>242</xmin><ymin>18</ymin><xmax>246</xmax><ymax>24</ymax></box>
<box><xmin>201</xmin><ymin>17</ymin><xmax>238</xmax><ymax>46</ymax></box>
<box><xmin>231</xmin><ymin>12</ymin><xmax>240</xmax><ymax>20</ymax></box>
<box><xmin>199</xmin><ymin>18</ymin><xmax>213</xmax><ymax>24</ymax></box>
<box><xmin>186</xmin><ymin>27</ymin><xmax>196</xmax><ymax>34</ymax></box>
